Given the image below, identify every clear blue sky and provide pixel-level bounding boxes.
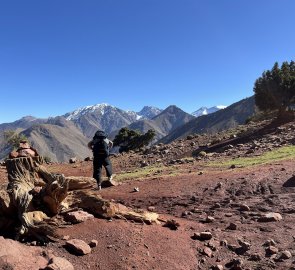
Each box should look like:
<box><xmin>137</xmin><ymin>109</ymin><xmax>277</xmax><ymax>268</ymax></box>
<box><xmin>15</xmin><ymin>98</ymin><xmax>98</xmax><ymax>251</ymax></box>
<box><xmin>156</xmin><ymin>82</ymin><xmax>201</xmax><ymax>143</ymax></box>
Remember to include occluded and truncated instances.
<box><xmin>0</xmin><ymin>0</ymin><xmax>294</xmax><ymax>123</ymax></box>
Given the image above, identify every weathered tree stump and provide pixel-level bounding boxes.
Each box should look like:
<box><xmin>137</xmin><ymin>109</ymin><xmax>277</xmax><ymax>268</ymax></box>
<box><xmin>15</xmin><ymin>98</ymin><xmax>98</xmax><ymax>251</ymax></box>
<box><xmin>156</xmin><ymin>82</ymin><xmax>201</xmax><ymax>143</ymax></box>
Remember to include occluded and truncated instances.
<box><xmin>2</xmin><ymin>156</ymin><xmax>68</xmax><ymax>239</ymax></box>
<box><xmin>0</xmin><ymin>156</ymin><xmax>160</xmax><ymax>242</ymax></box>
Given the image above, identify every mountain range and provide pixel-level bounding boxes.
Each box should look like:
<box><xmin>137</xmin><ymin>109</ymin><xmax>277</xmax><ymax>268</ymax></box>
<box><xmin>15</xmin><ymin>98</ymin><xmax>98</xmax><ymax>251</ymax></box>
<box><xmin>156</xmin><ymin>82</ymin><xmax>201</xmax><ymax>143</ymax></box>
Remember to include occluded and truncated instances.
<box><xmin>192</xmin><ymin>105</ymin><xmax>227</xmax><ymax>117</ymax></box>
<box><xmin>0</xmin><ymin>98</ymin><xmax>255</xmax><ymax>162</ymax></box>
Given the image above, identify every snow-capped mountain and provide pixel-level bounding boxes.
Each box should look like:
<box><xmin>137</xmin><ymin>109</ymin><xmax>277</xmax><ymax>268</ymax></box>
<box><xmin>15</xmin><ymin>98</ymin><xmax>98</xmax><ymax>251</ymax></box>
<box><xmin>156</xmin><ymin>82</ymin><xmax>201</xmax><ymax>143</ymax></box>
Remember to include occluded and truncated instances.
<box><xmin>138</xmin><ymin>106</ymin><xmax>163</xmax><ymax>119</ymax></box>
<box><xmin>65</xmin><ymin>103</ymin><xmax>116</xmax><ymax>121</ymax></box>
<box><xmin>192</xmin><ymin>105</ymin><xmax>227</xmax><ymax>117</ymax></box>
<box><xmin>63</xmin><ymin>103</ymin><xmax>162</xmax><ymax>138</ymax></box>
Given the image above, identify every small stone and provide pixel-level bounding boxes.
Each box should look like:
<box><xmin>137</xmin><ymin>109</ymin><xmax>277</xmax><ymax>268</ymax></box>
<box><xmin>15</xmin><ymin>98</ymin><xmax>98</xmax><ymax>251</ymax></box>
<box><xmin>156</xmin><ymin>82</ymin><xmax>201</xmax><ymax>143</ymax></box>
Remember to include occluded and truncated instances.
<box><xmin>65</xmin><ymin>239</ymin><xmax>91</xmax><ymax>255</ymax></box>
<box><xmin>45</xmin><ymin>257</ymin><xmax>74</xmax><ymax>270</ymax></box>
<box><xmin>238</xmin><ymin>239</ymin><xmax>251</xmax><ymax>251</ymax></box>
<box><xmin>225</xmin><ymin>258</ymin><xmax>243</xmax><ymax>269</ymax></box>
<box><xmin>263</xmin><ymin>239</ymin><xmax>276</xmax><ymax>247</ymax></box>
<box><xmin>89</xmin><ymin>240</ymin><xmax>98</xmax><ymax>248</ymax></box>
<box><xmin>192</xmin><ymin>232</ymin><xmax>212</xmax><ymax>241</ymax></box>
<box><xmin>206</xmin><ymin>240</ymin><xmax>218</xmax><ymax>251</ymax></box>
<box><xmin>206</xmin><ymin>216</ymin><xmax>215</xmax><ymax>223</ymax></box>
<box><xmin>249</xmin><ymin>253</ymin><xmax>262</xmax><ymax>261</ymax></box>
<box><xmin>210</xmin><ymin>265</ymin><xmax>223</xmax><ymax>270</ymax></box>
<box><xmin>200</xmin><ymin>232</ymin><xmax>213</xmax><ymax>240</ymax></box>
<box><xmin>182</xmin><ymin>211</ymin><xmax>189</xmax><ymax>217</ymax></box>
<box><xmin>220</xmin><ymin>240</ymin><xmax>228</xmax><ymax>246</ymax></box>
<box><xmin>69</xmin><ymin>157</ymin><xmax>77</xmax><ymax>164</ymax></box>
<box><xmin>265</xmin><ymin>246</ymin><xmax>279</xmax><ymax>256</ymax></box>
<box><xmin>227</xmin><ymin>244</ymin><xmax>238</xmax><ymax>252</ymax></box>
<box><xmin>276</xmin><ymin>250</ymin><xmax>292</xmax><ymax>260</ymax></box>
<box><xmin>147</xmin><ymin>206</ymin><xmax>156</xmax><ymax>212</ymax></box>
<box><xmin>163</xmin><ymin>219</ymin><xmax>180</xmax><ymax>230</ymax></box>
<box><xmin>65</xmin><ymin>210</ymin><xmax>94</xmax><ymax>224</ymax></box>
<box><xmin>258</xmin><ymin>212</ymin><xmax>282</xmax><ymax>222</ymax></box>
<box><xmin>133</xmin><ymin>187</ymin><xmax>139</xmax><ymax>192</ymax></box>
<box><xmin>227</xmin><ymin>223</ymin><xmax>237</xmax><ymax>230</ymax></box>
<box><xmin>239</xmin><ymin>204</ymin><xmax>250</xmax><ymax>211</ymax></box>
<box><xmin>201</xmin><ymin>247</ymin><xmax>213</xmax><ymax>257</ymax></box>
<box><xmin>213</xmin><ymin>203</ymin><xmax>221</xmax><ymax>209</ymax></box>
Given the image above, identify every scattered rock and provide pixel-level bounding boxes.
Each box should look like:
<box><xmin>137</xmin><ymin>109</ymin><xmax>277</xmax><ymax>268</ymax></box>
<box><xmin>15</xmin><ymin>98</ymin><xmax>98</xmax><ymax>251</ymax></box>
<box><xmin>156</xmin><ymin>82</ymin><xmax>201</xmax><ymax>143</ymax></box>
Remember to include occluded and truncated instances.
<box><xmin>275</xmin><ymin>250</ymin><xmax>292</xmax><ymax>261</ymax></box>
<box><xmin>192</xmin><ymin>231</ymin><xmax>213</xmax><ymax>241</ymax></box>
<box><xmin>258</xmin><ymin>212</ymin><xmax>282</xmax><ymax>222</ymax></box>
<box><xmin>206</xmin><ymin>216</ymin><xmax>215</xmax><ymax>223</ymax></box>
<box><xmin>239</xmin><ymin>204</ymin><xmax>250</xmax><ymax>211</ymax></box>
<box><xmin>198</xmin><ymin>151</ymin><xmax>207</xmax><ymax>157</ymax></box>
<box><xmin>163</xmin><ymin>219</ymin><xmax>180</xmax><ymax>230</ymax></box>
<box><xmin>89</xmin><ymin>240</ymin><xmax>98</xmax><ymax>248</ymax></box>
<box><xmin>65</xmin><ymin>239</ymin><xmax>92</xmax><ymax>255</ymax></box>
<box><xmin>227</xmin><ymin>222</ymin><xmax>237</xmax><ymax>230</ymax></box>
<box><xmin>62</xmin><ymin>235</ymin><xmax>70</xmax><ymax>240</ymax></box>
<box><xmin>45</xmin><ymin>257</ymin><xmax>74</xmax><ymax>270</ymax></box>
<box><xmin>248</xmin><ymin>253</ymin><xmax>262</xmax><ymax>261</ymax></box>
<box><xmin>263</xmin><ymin>239</ymin><xmax>276</xmax><ymax>247</ymax></box>
<box><xmin>225</xmin><ymin>258</ymin><xmax>243</xmax><ymax>269</ymax></box>
<box><xmin>65</xmin><ymin>210</ymin><xmax>94</xmax><ymax>224</ymax></box>
<box><xmin>265</xmin><ymin>246</ymin><xmax>279</xmax><ymax>256</ymax></box>
<box><xmin>147</xmin><ymin>206</ymin><xmax>156</xmax><ymax>212</ymax></box>
<box><xmin>140</xmin><ymin>160</ymin><xmax>149</xmax><ymax>167</ymax></box>
<box><xmin>210</xmin><ymin>265</ymin><xmax>223</xmax><ymax>270</ymax></box>
<box><xmin>214</xmin><ymin>182</ymin><xmax>223</xmax><ymax>191</ymax></box>
<box><xmin>238</xmin><ymin>239</ymin><xmax>251</xmax><ymax>251</ymax></box>
<box><xmin>69</xmin><ymin>157</ymin><xmax>77</xmax><ymax>164</ymax></box>
<box><xmin>220</xmin><ymin>240</ymin><xmax>228</xmax><ymax>246</ymax></box>
<box><xmin>201</xmin><ymin>247</ymin><xmax>213</xmax><ymax>257</ymax></box>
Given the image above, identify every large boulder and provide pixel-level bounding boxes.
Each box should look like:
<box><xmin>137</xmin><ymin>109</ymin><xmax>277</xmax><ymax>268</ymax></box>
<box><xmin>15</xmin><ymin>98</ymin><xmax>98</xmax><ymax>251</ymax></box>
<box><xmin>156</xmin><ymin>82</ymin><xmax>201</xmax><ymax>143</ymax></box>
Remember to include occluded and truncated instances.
<box><xmin>0</xmin><ymin>236</ymin><xmax>48</xmax><ymax>270</ymax></box>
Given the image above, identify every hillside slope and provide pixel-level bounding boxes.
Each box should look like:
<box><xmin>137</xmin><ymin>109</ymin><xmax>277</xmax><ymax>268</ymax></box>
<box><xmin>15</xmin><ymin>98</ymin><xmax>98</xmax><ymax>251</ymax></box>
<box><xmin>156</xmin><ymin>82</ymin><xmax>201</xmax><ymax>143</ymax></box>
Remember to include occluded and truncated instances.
<box><xmin>160</xmin><ymin>96</ymin><xmax>255</xmax><ymax>144</ymax></box>
<box><xmin>22</xmin><ymin>117</ymin><xmax>91</xmax><ymax>162</ymax></box>
<box><xmin>115</xmin><ymin>105</ymin><xmax>195</xmax><ymax>140</ymax></box>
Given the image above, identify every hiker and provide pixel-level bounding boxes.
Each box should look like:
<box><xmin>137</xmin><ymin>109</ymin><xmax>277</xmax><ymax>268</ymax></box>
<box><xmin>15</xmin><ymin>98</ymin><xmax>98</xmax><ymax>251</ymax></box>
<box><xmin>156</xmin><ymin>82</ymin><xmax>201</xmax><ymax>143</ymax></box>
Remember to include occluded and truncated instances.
<box><xmin>9</xmin><ymin>140</ymin><xmax>39</xmax><ymax>159</ymax></box>
<box><xmin>88</xmin><ymin>130</ymin><xmax>116</xmax><ymax>190</ymax></box>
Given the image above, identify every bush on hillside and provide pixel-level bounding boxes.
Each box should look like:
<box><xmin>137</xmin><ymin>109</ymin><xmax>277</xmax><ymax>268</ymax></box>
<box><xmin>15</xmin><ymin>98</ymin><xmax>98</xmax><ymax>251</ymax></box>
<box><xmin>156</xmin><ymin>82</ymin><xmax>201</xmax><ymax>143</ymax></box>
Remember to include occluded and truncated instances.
<box><xmin>3</xmin><ymin>130</ymin><xmax>28</xmax><ymax>149</ymax></box>
<box><xmin>113</xmin><ymin>127</ymin><xmax>156</xmax><ymax>153</ymax></box>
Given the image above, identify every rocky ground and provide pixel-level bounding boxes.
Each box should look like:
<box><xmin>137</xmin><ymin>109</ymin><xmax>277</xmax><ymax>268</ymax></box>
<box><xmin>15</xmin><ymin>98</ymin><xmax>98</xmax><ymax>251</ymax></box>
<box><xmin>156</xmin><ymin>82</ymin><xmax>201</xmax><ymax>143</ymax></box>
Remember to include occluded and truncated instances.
<box><xmin>0</xmin><ymin>119</ymin><xmax>294</xmax><ymax>270</ymax></box>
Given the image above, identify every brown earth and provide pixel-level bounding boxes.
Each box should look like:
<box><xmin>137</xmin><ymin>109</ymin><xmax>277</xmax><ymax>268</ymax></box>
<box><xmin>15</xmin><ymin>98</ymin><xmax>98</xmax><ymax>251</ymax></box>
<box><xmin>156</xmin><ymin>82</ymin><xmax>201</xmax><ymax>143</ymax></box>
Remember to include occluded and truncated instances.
<box><xmin>0</xmin><ymin>119</ymin><xmax>294</xmax><ymax>270</ymax></box>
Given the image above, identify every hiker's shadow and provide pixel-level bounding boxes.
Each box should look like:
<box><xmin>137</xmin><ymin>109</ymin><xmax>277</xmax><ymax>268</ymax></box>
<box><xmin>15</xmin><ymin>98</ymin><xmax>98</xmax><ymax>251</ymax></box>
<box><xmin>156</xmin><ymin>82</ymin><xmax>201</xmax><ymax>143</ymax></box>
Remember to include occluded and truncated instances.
<box><xmin>283</xmin><ymin>175</ymin><xmax>295</xmax><ymax>187</ymax></box>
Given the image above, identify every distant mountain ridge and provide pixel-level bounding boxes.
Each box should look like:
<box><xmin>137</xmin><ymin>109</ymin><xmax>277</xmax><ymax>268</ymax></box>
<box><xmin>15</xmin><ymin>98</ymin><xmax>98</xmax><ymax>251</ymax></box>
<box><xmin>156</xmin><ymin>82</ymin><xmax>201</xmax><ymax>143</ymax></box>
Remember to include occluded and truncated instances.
<box><xmin>122</xmin><ymin>105</ymin><xmax>195</xmax><ymax>140</ymax></box>
<box><xmin>63</xmin><ymin>103</ymin><xmax>162</xmax><ymax>138</ymax></box>
<box><xmin>0</xmin><ymin>99</ymin><xmax>255</xmax><ymax>162</ymax></box>
<box><xmin>192</xmin><ymin>105</ymin><xmax>227</xmax><ymax>117</ymax></box>
<box><xmin>138</xmin><ymin>106</ymin><xmax>163</xmax><ymax>119</ymax></box>
<box><xmin>160</xmin><ymin>97</ymin><xmax>255</xmax><ymax>144</ymax></box>
<box><xmin>0</xmin><ymin>104</ymin><xmax>163</xmax><ymax>162</ymax></box>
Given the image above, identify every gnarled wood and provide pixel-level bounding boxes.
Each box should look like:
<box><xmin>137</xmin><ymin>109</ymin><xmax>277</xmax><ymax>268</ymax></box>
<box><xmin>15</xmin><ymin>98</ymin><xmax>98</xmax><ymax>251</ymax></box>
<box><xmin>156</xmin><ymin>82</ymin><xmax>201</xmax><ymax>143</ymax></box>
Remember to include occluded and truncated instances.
<box><xmin>0</xmin><ymin>156</ymin><xmax>160</xmax><ymax>242</ymax></box>
<box><xmin>3</xmin><ymin>157</ymin><xmax>69</xmax><ymax>239</ymax></box>
<box><xmin>66</xmin><ymin>190</ymin><xmax>159</xmax><ymax>224</ymax></box>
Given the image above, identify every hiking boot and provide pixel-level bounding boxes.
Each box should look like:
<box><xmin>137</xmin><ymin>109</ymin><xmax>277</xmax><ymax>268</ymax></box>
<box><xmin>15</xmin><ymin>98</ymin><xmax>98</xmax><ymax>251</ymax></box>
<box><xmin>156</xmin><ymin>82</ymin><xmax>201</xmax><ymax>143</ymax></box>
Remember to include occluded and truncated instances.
<box><xmin>94</xmin><ymin>184</ymin><xmax>102</xmax><ymax>191</ymax></box>
<box><xmin>104</xmin><ymin>175</ymin><xmax>118</xmax><ymax>187</ymax></box>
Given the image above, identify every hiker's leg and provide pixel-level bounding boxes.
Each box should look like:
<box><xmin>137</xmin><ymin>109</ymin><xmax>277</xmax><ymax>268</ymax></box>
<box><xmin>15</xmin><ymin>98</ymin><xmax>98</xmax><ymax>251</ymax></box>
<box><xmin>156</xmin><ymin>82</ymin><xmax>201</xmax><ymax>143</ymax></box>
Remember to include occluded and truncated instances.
<box><xmin>103</xmin><ymin>156</ymin><xmax>113</xmax><ymax>178</ymax></box>
<box><xmin>93</xmin><ymin>157</ymin><xmax>103</xmax><ymax>185</ymax></box>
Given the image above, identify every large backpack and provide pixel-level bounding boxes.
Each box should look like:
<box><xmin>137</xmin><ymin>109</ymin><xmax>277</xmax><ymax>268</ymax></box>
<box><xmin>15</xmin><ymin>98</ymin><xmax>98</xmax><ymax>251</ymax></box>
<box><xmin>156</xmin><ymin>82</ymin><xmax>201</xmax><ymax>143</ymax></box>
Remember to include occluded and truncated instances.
<box><xmin>92</xmin><ymin>130</ymin><xmax>109</xmax><ymax>156</ymax></box>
